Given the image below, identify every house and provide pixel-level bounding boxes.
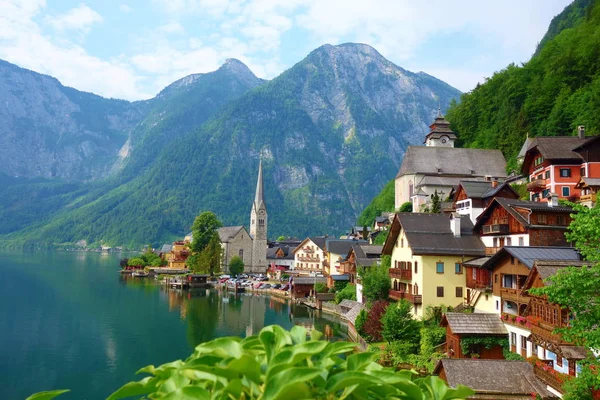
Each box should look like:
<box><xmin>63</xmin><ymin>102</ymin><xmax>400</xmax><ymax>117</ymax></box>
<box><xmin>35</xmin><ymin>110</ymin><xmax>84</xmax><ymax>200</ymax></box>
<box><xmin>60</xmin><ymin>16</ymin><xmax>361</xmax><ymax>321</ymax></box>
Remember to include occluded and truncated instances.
<box><xmin>218</xmin><ymin>226</ymin><xmax>253</xmax><ymax>273</ymax></box>
<box><xmin>434</xmin><ymin>359</ymin><xmax>558</xmax><ymax>399</ymax></box>
<box><xmin>441</xmin><ymin>313</ymin><xmax>507</xmax><ymax>359</ymax></box>
<box><xmin>166</xmin><ymin>241</ymin><xmax>190</xmax><ymax>269</ymax></box>
<box><xmin>473</xmin><ymin>197</ymin><xmax>573</xmax><ymax>255</ymax></box>
<box><xmin>521</xmin><ymin>126</ymin><xmax>600</xmax><ymax>202</ymax></box>
<box><xmin>292</xmin><ymin>237</ymin><xmax>327</xmax><ymax>276</ymax></box>
<box><xmin>575</xmin><ymin>176</ymin><xmax>600</xmax><ymax>208</ymax></box>
<box><xmin>324</xmin><ymin>239</ymin><xmax>367</xmax><ymax>277</ymax></box>
<box><xmin>291</xmin><ymin>276</ymin><xmax>327</xmax><ymax>298</ymax></box>
<box><xmin>394</xmin><ymin>112</ymin><xmax>507</xmax><ymax>211</ymax></box>
<box><xmin>471</xmin><ymin>246</ymin><xmax>581</xmax><ymax>316</ymax></box>
<box><xmin>338</xmin><ymin>244</ymin><xmax>382</xmax><ymax>303</ymax></box>
<box><xmin>267</xmin><ymin>245</ymin><xmax>295</xmax><ymax>272</ymax></box>
<box><xmin>382</xmin><ymin>213</ymin><xmax>486</xmax><ymax>318</ymax></box>
<box><xmin>451</xmin><ymin>180</ymin><xmax>520</xmax><ymax>223</ymax></box>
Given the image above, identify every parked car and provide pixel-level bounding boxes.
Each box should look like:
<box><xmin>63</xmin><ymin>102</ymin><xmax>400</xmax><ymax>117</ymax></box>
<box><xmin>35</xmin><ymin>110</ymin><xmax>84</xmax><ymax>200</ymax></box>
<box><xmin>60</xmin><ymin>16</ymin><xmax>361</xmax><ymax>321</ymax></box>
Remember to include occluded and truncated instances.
<box><xmin>272</xmin><ymin>284</ymin><xmax>281</xmax><ymax>289</ymax></box>
<box><xmin>281</xmin><ymin>284</ymin><xmax>290</xmax><ymax>291</ymax></box>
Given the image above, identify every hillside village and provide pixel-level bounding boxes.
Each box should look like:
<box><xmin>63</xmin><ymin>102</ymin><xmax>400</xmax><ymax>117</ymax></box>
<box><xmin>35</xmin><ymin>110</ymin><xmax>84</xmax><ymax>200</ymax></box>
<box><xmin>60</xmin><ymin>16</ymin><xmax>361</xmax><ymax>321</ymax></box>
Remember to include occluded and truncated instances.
<box><xmin>151</xmin><ymin>111</ymin><xmax>600</xmax><ymax>399</ymax></box>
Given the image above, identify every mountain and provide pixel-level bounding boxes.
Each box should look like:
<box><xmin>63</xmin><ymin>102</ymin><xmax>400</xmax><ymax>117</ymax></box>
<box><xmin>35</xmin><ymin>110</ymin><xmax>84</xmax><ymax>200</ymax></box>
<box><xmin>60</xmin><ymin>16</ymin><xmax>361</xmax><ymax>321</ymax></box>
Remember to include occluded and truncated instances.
<box><xmin>534</xmin><ymin>0</ymin><xmax>593</xmax><ymax>56</ymax></box>
<box><xmin>1</xmin><ymin>43</ymin><xmax>460</xmax><ymax>248</ymax></box>
<box><xmin>0</xmin><ymin>58</ymin><xmax>264</xmax><ymax>241</ymax></box>
<box><xmin>0</xmin><ymin>59</ymin><xmax>145</xmax><ymax>181</ymax></box>
<box><xmin>446</xmin><ymin>0</ymin><xmax>600</xmax><ymax>171</ymax></box>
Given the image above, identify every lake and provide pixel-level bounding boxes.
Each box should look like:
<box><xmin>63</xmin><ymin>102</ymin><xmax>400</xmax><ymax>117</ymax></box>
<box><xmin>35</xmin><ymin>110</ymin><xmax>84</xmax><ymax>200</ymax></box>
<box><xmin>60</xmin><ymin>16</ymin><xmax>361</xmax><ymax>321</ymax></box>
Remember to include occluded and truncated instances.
<box><xmin>0</xmin><ymin>251</ymin><xmax>347</xmax><ymax>400</ymax></box>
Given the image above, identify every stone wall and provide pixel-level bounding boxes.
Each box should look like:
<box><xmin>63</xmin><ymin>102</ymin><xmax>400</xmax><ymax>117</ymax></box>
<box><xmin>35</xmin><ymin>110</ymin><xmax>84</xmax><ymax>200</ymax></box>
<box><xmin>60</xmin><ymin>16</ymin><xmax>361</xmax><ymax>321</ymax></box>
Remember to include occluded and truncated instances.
<box><xmin>222</xmin><ymin>230</ymin><xmax>253</xmax><ymax>273</ymax></box>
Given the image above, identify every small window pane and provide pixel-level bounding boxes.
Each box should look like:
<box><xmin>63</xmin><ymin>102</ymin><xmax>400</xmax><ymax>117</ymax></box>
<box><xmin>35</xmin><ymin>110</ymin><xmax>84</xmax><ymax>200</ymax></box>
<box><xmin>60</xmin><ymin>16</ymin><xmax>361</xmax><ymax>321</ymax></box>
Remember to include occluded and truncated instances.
<box><xmin>436</xmin><ymin>286</ymin><xmax>444</xmax><ymax>297</ymax></box>
<box><xmin>455</xmin><ymin>287</ymin><xmax>463</xmax><ymax>298</ymax></box>
<box><xmin>562</xmin><ymin>186</ymin><xmax>570</xmax><ymax>196</ymax></box>
<box><xmin>455</xmin><ymin>263</ymin><xmax>462</xmax><ymax>274</ymax></box>
<box><xmin>436</xmin><ymin>262</ymin><xmax>444</xmax><ymax>274</ymax></box>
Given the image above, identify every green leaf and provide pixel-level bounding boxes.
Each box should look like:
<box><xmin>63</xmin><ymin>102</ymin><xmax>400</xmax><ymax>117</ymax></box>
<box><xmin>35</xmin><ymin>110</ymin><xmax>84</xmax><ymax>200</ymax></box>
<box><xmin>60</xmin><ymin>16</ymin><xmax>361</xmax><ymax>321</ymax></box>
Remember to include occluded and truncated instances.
<box><xmin>262</xmin><ymin>367</ymin><xmax>325</xmax><ymax>400</ymax></box>
<box><xmin>194</xmin><ymin>337</ymin><xmax>243</xmax><ymax>359</ymax></box>
<box><xmin>225</xmin><ymin>354</ymin><xmax>262</xmax><ymax>384</ymax></box>
<box><xmin>324</xmin><ymin>371</ymin><xmax>381</xmax><ymax>394</ymax></box>
<box><xmin>289</xmin><ymin>325</ymin><xmax>307</xmax><ymax>344</ymax></box>
<box><xmin>107</xmin><ymin>377</ymin><xmax>156</xmax><ymax>400</ymax></box>
<box><xmin>25</xmin><ymin>390</ymin><xmax>70</xmax><ymax>400</ymax></box>
<box><xmin>160</xmin><ymin>386</ymin><xmax>211</xmax><ymax>400</ymax></box>
<box><xmin>346</xmin><ymin>352</ymin><xmax>379</xmax><ymax>371</ymax></box>
<box><xmin>310</xmin><ymin>329</ymin><xmax>323</xmax><ymax>341</ymax></box>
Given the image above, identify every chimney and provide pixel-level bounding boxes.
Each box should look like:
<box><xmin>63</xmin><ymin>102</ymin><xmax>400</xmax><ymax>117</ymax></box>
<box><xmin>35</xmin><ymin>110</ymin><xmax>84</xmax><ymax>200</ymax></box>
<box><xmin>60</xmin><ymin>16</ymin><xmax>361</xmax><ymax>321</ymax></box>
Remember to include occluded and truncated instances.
<box><xmin>450</xmin><ymin>213</ymin><xmax>461</xmax><ymax>237</ymax></box>
<box><xmin>491</xmin><ymin>179</ymin><xmax>498</xmax><ymax>188</ymax></box>
<box><xmin>578</xmin><ymin>125</ymin><xmax>585</xmax><ymax>140</ymax></box>
<box><xmin>548</xmin><ymin>193</ymin><xmax>559</xmax><ymax>207</ymax></box>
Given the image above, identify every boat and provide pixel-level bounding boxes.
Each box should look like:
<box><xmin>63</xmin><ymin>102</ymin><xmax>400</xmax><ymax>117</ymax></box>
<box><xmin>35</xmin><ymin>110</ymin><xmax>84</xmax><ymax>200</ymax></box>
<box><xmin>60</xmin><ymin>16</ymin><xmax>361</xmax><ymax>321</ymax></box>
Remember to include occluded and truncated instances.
<box><xmin>132</xmin><ymin>271</ymin><xmax>149</xmax><ymax>277</ymax></box>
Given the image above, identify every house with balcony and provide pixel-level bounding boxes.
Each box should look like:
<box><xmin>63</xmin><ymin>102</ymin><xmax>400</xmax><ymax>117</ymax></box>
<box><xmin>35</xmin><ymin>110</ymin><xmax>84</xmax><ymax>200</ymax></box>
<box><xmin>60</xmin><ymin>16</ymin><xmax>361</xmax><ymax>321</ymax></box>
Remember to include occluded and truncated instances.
<box><xmin>166</xmin><ymin>240</ymin><xmax>190</xmax><ymax>269</ymax></box>
<box><xmin>338</xmin><ymin>244</ymin><xmax>382</xmax><ymax>303</ymax></box>
<box><xmin>451</xmin><ymin>180</ymin><xmax>520</xmax><ymax>223</ymax></box>
<box><xmin>473</xmin><ymin>197</ymin><xmax>573</xmax><ymax>254</ymax></box>
<box><xmin>520</xmin><ymin>259</ymin><xmax>590</xmax><ymax>396</ymax></box>
<box><xmin>441</xmin><ymin>312</ymin><xmax>508</xmax><ymax>359</ymax></box>
<box><xmin>324</xmin><ymin>238</ymin><xmax>367</xmax><ymax>278</ymax></box>
<box><xmin>292</xmin><ymin>237</ymin><xmax>327</xmax><ymax>276</ymax></box>
<box><xmin>521</xmin><ymin>126</ymin><xmax>600</xmax><ymax>202</ymax></box>
<box><xmin>575</xmin><ymin>176</ymin><xmax>600</xmax><ymax>208</ymax></box>
<box><xmin>382</xmin><ymin>213</ymin><xmax>486</xmax><ymax>318</ymax></box>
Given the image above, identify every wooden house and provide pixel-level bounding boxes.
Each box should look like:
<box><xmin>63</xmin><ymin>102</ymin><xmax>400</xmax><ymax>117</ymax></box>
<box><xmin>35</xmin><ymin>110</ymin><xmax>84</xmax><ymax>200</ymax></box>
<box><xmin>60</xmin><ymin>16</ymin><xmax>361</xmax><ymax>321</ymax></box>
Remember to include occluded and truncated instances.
<box><xmin>291</xmin><ymin>276</ymin><xmax>327</xmax><ymax>298</ymax></box>
<box><xmin>451</xmin><ymin>180</ymin><xmax>520</xmax><ymax>223</ymax></box>
<box><xmin>473</xmin><ymin>197</ymin><xmax>573</xmax><ymax>254</ymax></box>
<box><xmin>575</xmin><ymin>176</ymin><xmax>600</xmax><ymax>208</ymax></box>
<box><xmin>441</xmin><ymin>313</ymin><xmax>507</xmax><ymax>359</ymax></box>
<box><xmin>434</xmin><ymin>359</ymin><xmax>558</xmax><ymax>399</ymax></box>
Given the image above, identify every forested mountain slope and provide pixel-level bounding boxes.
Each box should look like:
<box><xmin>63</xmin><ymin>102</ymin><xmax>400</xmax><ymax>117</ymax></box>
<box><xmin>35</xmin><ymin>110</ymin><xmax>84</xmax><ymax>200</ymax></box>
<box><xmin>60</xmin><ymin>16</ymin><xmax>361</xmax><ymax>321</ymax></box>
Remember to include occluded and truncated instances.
<box><xmin>4</xmin><ymin>43</ymin><xmax>460</xmax><ymax>247</ymax></box>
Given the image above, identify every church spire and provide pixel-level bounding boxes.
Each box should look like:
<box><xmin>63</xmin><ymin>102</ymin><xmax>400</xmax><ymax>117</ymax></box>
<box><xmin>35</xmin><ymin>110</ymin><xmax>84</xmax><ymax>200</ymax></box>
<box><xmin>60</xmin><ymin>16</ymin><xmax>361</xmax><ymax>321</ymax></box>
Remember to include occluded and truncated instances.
<box><xmin>254</xmin><ymin>159</ymin><xmax>265</xmax><ymax>210</ymax></box>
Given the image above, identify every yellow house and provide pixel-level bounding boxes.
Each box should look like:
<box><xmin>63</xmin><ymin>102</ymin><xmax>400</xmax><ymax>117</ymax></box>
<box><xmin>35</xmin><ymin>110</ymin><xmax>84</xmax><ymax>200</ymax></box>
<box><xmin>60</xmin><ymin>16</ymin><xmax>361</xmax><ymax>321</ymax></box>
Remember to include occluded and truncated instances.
<box><xmin>382</xmin><ymin>213</ymin><xmax>486</xmax><ymax>318</ymax></box>
<box><xmin>292</xmin><ymin>237</ymin><xmax>327</xmax><ymax>276</ymax></box>
<box><xmin>167</xmin><ymin>240</ymin><xmax>190</xmax><ymax>269</ymax></box>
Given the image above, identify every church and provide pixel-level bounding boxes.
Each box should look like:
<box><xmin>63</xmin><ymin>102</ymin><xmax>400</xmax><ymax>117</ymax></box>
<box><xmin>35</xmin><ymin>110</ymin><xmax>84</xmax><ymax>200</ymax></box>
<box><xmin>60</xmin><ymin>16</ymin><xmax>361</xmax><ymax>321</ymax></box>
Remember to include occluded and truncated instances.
<box><xmin>218</xmin><ymin>161</ymin><xmax>268</xmax><ymax>274</ymax></box>
<box><xmin>394</xmin><ymin>111</ymin><xmax>508</xmax><ymax>212</ymax></box>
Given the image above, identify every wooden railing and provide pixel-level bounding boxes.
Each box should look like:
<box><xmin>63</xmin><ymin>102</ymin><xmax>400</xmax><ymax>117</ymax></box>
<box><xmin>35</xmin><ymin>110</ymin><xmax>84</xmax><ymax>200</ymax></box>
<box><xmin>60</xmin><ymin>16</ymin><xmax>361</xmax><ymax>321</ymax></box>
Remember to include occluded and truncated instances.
<box><xmin>389</xmin><ymin>290</ymin><xmax>422</xmax><ymax>304</ymax></box>
<box><xmin>297</xmin><ymin>255</ymin><xmax>320</xmax><ymax>262</ymax></box>
<box><xmin>580</xmin><ymin>193</ymin><xmax>597</xmax><ymax>203</ymax></box>
<box><xmin>534</xmin><ymin>362</ymin><xmax>566</xmax><ymax>394</ymax></box>
<box><xmin>527</xmin><ymin>179</ymin><xmax>547</xmax><ymax>192</ymax></box>
<box><xmin>501</xmin><ymin>287</ymin><xmax>530</xmax><ymax>304</ymax></box>
<box><xmin>530</xmin><ymin>321</ymin><xmax>564</xmax><ymax>344</ymax></box>
<box><xmin>389</xmin><ymin>268</ymin><xmax>412</xmax><ymax>280</ymax></box>
<box><xmin>485</xmin><ymin>247</ymin><xmax>501</xmax><ymax>256</ymax></box>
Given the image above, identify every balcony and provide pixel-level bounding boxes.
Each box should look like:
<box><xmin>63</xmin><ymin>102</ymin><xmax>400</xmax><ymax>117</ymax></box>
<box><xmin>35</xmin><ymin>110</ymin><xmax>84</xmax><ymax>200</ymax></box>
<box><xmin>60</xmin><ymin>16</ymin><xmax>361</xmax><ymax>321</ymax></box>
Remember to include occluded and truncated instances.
<box><xmin>303</xmin><ymin>247</ymin><xmax>315</xmax><ymax>253</ymax></box>
<box><xmin>501</xmin><ymin>287</ymin><xmax>530</xmax><ymax>305</ymax></box>
<box><xmin>482</xmin><ymin>224</ymin><xmax>509</xmax><ymax>234</ymax></box>
<box><xmin>530</xmin><ymin>321</ymin><xmax>565</xmax><ymax>344</ymax></box>
<box><xmin>580</xmin><ymin>193</ymin><xmax>597</xmax><ymax>203</ymax></box>
<box><xmin>389</xmin><ymin>268</ymin><xmax>412</xmax><ymax>281</ymax></box>
<box><xmin>527</xmin><ymin>179</ymin><xmax>547</xmax><ymax>192</ymax></box>
<box><xmin>389</xmin><ymin>290</ymin><xmax>422</xmax><ymax>304</ymax></box>
<box><xmin>533</xmin><ymin>361</ymin><xmax>568</xmax><ymax>394</ymax></box>
<box><xmin>467</xmin><ymin>279</ymin><xmax>491</xmax><ymax>290</ymax></box>
<box><xmin>297</xmin><ymin>255</ymin><xmax>319</xmax><ymax>262</ymax></box>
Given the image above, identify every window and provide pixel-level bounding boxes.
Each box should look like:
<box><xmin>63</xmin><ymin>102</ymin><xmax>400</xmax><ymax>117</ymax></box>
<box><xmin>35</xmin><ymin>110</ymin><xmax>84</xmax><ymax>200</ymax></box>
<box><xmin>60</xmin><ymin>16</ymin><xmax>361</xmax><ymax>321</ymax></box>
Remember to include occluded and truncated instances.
<box><xmin>536</xmin><ymin>174</ymin><xmax>543</xmax><ymax>180</ymax></box>
<box><xmin>239</xmin><ymin>249</ymin><xmax>243</xmax><ymax>258</ymax></box>
<box><xmin>436</xmin><ymin>286</ymin><xmax>444</xmax><ymax>297</ymax></box>
<box><xmin>503</xmin><ymin>274</ymin><xmax>516</xmax><ymax>289</ymax></box>
<box><xmin>511</xmin><ymin>256</ymin><xmax>515</xmax><ymax>265</ymax></box>
<box><xmin>436</xmin><ymin>262</ymin><xmax>444</xmax><ymax>274</ymax></box>
<box><xmin>455</xmin><ymin>287</ymin><xmax>463</xmax><ymax>298</ymax></box>
<box><xmin>507</xmin><ymin>238</ymin><xmax>512</xmax><ymax>246</ymax></box>
<box><xmin>519</xmin><ymin>237</ymin><xmax>524</xmax><ymax>246</ymax></box>
<box><xmin>496</xmin><ymin>300</ymin><xmax>499</xmax><ymax>310</ymax></box>
<box><xmin>493</xmin><ymin>237</ymin><xmax>498</xmax><ymax>247</ymax></box>
<box><xmin>511</xmin><ymin>332</ymin><xmax>517</xmax><ymax>346</ymax></box>
<box><xmin>542</xmin><ymin>189</ymin><xmax>550</xmax><ymax>198</ymax></box>
<box><xmin>521</xmin><ymin>336</ymin><xmax>527</xmax><ymax>350</ymax></box>
<box><xmin>557</xmin><ymin>356</ymin><xmax>563</xmax><ymax>367</ymax></box>
<box><xmin>560</xmin><ymin>168</ymin><xmax>571</xmax><ymax>178</ymax></box>
<box><xmin>455</xmin><ymin>263</ymin><xmax>462</xmax><ymax>274</ymax></box>
<box><xmin>409</xmin><ymin>181</ymin><xmax>414</xmax><ymax>197</ymax></box>
<box><xmin>533</xmin><ymin>344</ymin><xmax>539</xmax><ymax>356</ymax></box>
<box><xmin>562</xmin><ymin>186</ymin><xmax>570</xmax><ymax>197</ymax></box>
<box><xmin>557</xmin><ymin>215</ymin><xmax>566</xmax><ymax>225</ymax></box>
<box><xmin>472</xmin><ymin>268</ymin><xmax>477</xmax><ymax>280</ymax></box>
<box><xmin>538</xmin><ymin>214</ymin><xmax>547</xmax><ymax>224</ymax></box>
<box><xmin>414</xmin><ymin>261</ymin><xmax>418</xmax><ymax>274</ymax></box>
<box><xmin>545</xmin><ymin>170</ymin><xmax>550</xmax><ymax>179</ymax></box>
<box><xmin>581</xmin><ymin>167</ymin><xmax>586</xmax><ymax>177</ymax></box>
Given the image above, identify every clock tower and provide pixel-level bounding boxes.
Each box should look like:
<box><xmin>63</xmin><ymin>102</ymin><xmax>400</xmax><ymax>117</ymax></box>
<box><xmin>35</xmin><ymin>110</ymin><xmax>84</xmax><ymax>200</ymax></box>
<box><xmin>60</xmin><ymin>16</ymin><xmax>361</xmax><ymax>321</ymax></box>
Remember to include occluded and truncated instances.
<box><xmin>250</xmin><ymin>160</ymin><xmax>267</xmax><ymax>271</ymax></box>
<box><xmin>424</xmin><ymin>107</ymin><xmax>457</xmax><ymax>147</ymax></box>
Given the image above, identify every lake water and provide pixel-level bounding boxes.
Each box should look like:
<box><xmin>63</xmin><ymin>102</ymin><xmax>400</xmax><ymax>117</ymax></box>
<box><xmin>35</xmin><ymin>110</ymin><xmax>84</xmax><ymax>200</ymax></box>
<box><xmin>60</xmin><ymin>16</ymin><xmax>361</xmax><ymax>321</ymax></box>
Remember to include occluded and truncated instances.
<box><xmin>0</xmin><ymin>251</ymin><xmax>347</xmax><ymax>400</ymax></box>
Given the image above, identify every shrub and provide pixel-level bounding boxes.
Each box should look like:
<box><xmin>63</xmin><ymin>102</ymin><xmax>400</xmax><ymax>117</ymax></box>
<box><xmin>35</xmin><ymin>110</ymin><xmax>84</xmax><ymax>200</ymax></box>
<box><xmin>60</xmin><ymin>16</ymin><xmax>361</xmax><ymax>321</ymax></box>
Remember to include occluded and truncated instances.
<box><xmin>28</xmin><ymin>326</ymin><xmax>475</xmax><ymax>399</ymax></box>
<box><xmin>314</xmin><ymin>282</ymin><xmax>328</xmax><ymax>294</ymax></box>
<box><xmin>399</xmin><ymin>202</ymin><xmax>413</xmax><ymax>212</ymax></box>
<box><xmin>355</xmin><ymin>308</ymin><xmax>369</xmax><ymax>340</ymax></box>
<box><xmin>381</xmin><ymin>300</ymin><xmax>422</xmax><ymax>344</ymax></box>
<box><xmin>335</xmin><ymin>283</ymin><xmax>356</xmax><ymax>304</ymax></box>
<box><xmin>359</xmin><ymin>264</ymin><xmax>391</xmax><ymax>301</ymax></box>
<box><xmin>363</xmin><ymin>300</ymin><xmax>389</xmax><ymax>342</ymax></box>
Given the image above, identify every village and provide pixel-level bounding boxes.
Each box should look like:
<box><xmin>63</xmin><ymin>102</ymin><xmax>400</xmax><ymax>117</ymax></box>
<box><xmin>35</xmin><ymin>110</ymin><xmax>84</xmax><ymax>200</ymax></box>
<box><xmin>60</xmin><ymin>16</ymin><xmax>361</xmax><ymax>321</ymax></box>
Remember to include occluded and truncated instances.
<box><xmin>122</xmin><ymin>112</ymin><xmax>600</xmax><ymax>400</ymax></box>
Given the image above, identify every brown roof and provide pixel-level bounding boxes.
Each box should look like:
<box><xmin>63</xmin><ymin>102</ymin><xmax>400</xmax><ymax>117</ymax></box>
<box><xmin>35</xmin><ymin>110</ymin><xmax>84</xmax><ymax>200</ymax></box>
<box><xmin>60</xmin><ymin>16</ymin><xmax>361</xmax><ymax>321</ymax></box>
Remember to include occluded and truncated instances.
<box><xmin>442</xmin><ymin>313</ymin><xmax>507</xmax><ymax>335</ymax></box>
<box><xmin>293</xmin><ymin>277</ymin><xmax>327</xmax><ymax>285</ymax></box>
<box><xmin>434</xmin><ymin>359</ymin><xmax>557</xmax><ymax>399</ymax></box>
<box><xmin>559</xmin><ymin>345</ymin><xmax>589</xmax><ymax>360</ymax></box>
<box><xmin>344</xmin><ymin>303</ymin><xmax>365</xmax><ymax>326</ymax></box>
<box><xmin>474</xmin><ymin>197</ymin><xmax>573</xmax><ymax>230</ymax></box>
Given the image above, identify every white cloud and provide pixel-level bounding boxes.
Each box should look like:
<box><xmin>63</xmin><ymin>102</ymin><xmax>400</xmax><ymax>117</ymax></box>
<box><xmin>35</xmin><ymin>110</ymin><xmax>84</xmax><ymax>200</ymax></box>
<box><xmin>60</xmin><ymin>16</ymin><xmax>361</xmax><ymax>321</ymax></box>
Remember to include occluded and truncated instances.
<box><xmin>46</xmin><ymin>4</ymin><xmax>103</xmax><ymax>34</ymax></box>
<box><xmin>119</xmin><ymin>4</ymin><xmax>132</xmax><ymax>13</ymax></box>
<box><xmin>158</xmin><ymin>22</ymin><xmax>185</xmax><ymax>35</ymax></box>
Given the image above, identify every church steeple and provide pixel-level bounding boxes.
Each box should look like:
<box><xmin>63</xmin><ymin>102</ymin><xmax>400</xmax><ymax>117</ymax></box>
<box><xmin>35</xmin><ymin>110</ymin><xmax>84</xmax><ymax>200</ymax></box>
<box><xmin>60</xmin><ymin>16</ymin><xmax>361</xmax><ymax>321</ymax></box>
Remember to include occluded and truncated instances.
<box><xmin>424</xmin><ymin>108</ymin><xmax>457</xmax><ymax>147</ymax></box>
<box><xmin>254</xmin><ymin>159</ymin><xmax>265</xmax><ymax>211</ymax></box>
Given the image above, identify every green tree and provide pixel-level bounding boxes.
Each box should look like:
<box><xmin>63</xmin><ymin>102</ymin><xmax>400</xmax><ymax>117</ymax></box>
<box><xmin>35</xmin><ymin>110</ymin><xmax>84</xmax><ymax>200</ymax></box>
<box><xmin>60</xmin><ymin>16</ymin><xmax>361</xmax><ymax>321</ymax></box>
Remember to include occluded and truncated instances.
<box><xmin>359</xmin><ymin>257</ymin><xmax>391</xmax><ymax>301</ymax></box>
<box><xmin>190</xmin><ymin>211</ymin><xmax>222</xmax><ymax>253</ymax></box>
<box><xmin>430</xmin><ymin>190</ymin><xmax>441</xmax><ymax>214</ymax></box>
<box><xmin>334</xmin><ymin>283</ymin><xmax>356</xmax><ymax>304</ymax></box>
<box><xmin>229</xmin><ymin>255</ymin><xmax>244</xmax><ymax>277</ymax></box>
<box><xmin>564</xmin><ymin>202</ymin><xmax>600</xmax><ymax>262</ymax></box>
<box><xmin>399</xmin><ymin>202</ymin><xmax>413</xmax><ymax>212</ymax></box>
<box><xmin>381</xmin><ymin>300</ymin><xmax>422</xmax><ymax>344</ymax></box>
<box><xmin>127</xmin><ymin>257</ymin><xmax>145</xmax><ymax>267</ymax></box>
<box><xmin>355</xmin><ymin>308</ymin><xmax>369</xmax><ymax>339</ymax></box>
<box><xmin>276</xmin><ymin>235</ymin><xmax>286</xmax><ymax>241</ymax></box>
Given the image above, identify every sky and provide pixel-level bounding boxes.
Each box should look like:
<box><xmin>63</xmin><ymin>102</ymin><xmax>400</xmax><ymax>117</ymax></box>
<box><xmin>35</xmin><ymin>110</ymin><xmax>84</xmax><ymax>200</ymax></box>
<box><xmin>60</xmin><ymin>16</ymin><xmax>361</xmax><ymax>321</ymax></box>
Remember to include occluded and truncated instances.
<box><xmin>0</xmin><ymin>0</ymin><xmax>572</xmax><ymax>101</ymax></box>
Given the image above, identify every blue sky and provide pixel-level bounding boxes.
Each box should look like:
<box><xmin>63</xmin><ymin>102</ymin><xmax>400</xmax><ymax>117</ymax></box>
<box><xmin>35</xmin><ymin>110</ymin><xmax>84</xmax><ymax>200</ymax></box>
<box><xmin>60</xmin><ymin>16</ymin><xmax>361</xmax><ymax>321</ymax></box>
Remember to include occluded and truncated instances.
<box><xmin>1</xmin><ymin>0</ymin><xmax>572</xmax><ymax>100</ymax></box>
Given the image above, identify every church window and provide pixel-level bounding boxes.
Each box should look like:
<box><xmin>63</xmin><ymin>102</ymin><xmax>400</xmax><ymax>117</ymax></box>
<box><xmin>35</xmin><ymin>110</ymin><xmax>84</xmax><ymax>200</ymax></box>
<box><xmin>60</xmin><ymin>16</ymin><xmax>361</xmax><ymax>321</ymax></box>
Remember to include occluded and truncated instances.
<box><xmin>239</xmin><ymin>249</ymin><xmax>243</xmax><ymax>258</ymax></box>
<box><xmin>408</xmin><ymin>181</ymin><xmax>414</xmax><ymax>197</ymax></box>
